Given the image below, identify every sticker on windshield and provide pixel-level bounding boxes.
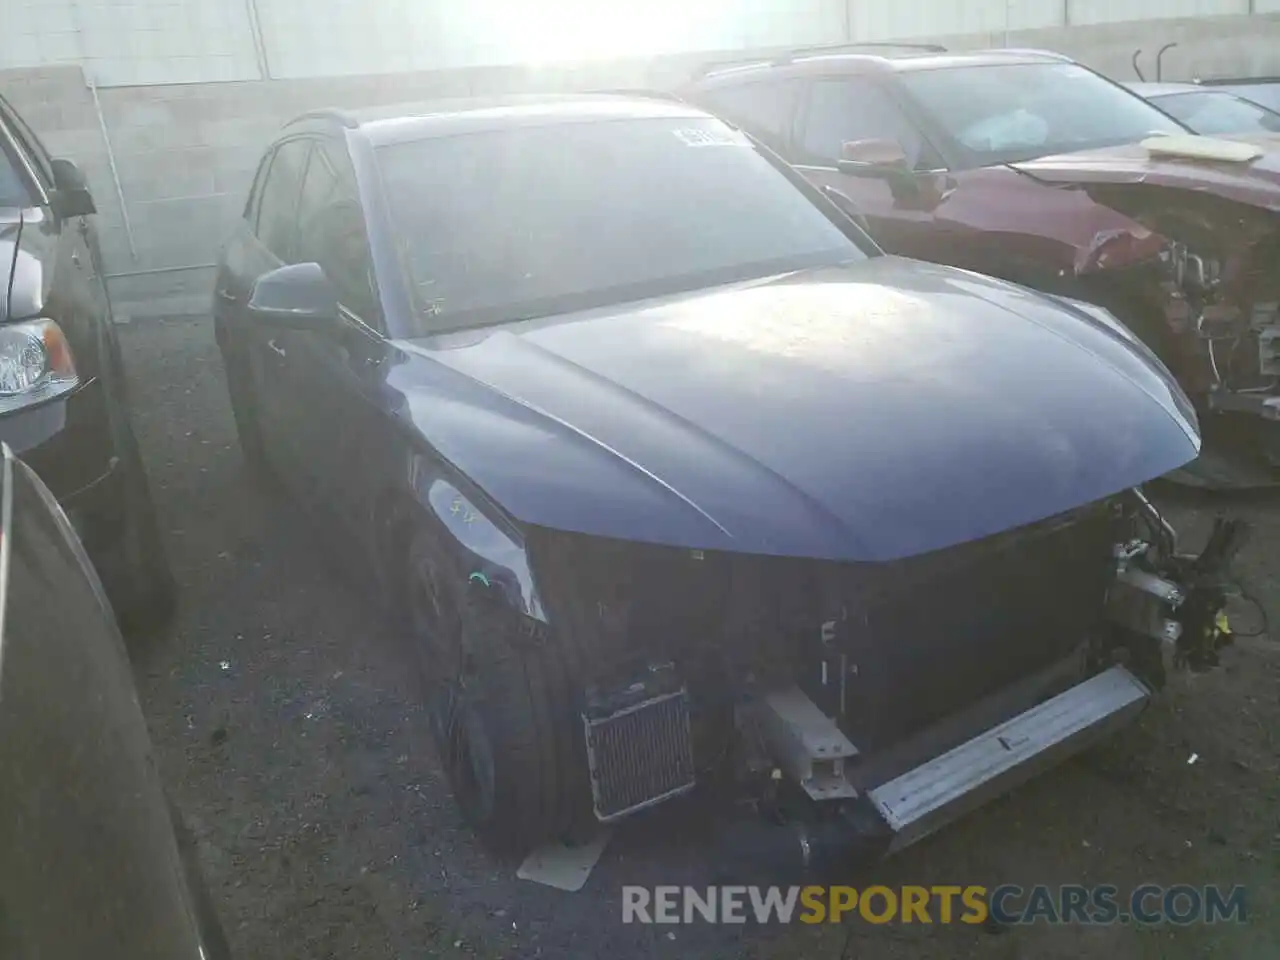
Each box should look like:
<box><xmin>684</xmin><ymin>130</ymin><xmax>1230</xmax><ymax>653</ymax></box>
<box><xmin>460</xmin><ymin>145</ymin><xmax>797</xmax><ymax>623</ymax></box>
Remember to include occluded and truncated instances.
<box><xmin>672</xmin><ymin>127</ymin><xmax>750</xmax><ymax>148</ymax></box>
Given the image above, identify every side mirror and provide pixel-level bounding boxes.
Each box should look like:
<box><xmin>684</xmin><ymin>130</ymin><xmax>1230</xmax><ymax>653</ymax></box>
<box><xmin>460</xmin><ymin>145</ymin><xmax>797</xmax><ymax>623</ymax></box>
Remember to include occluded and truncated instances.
<box><xmin>836</xmin><ymin>139</ymin><xmax>920</xmax><ymax>202</ymax></box>
<box><xmin>49</xmin><ymin>158</ymin><xmax>96</xmax><ymax>218</ymax></box>
<box><xmin>247</xmin><ymin>263</ymin><xmax>339</xmax><ymax>329</ymax></box>
<box><xmin>836</xmin><ymin>139</ymin><xmax>911</xmax><ymax>177</ymax></box>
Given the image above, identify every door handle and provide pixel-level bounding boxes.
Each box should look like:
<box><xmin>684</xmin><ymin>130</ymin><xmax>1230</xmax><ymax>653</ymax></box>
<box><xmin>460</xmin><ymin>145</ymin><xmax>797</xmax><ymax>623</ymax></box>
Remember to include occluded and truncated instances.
<box><xmin>267</xmin><ymin>339</ymin><xmax>286</xmax><ymax>358</ymax></box>
<box><xmin>215</xmin><ymin>288</ymin><xmax>237</xmax><ymax>303</ymax></box>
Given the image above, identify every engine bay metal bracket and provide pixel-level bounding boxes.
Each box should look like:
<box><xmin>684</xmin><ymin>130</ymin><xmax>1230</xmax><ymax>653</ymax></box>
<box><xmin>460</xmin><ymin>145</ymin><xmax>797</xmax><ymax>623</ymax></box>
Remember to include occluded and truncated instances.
<box><xmin>752</xmin><ymin>686</ymin><xmax>859</xmax><ymax>801</ymax></box>
<box><xmin>1207</xmin><ymin>388</ymin><xmax>1280</xmax><ymax>421</ymax></box>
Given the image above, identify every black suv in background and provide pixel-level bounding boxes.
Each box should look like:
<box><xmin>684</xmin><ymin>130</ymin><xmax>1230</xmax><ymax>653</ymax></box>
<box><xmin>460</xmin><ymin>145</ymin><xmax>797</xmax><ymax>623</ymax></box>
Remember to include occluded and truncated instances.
<box><xmin>0</xmin><ymin>91</ymin><xmax>173</xmax><ymax>634</ymax></box>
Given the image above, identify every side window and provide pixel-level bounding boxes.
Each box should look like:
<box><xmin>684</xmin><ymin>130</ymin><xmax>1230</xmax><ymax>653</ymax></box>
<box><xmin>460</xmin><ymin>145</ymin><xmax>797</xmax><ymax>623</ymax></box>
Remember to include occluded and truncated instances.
<box><xmin>699</xmin><ymin>80</ymin><xmax>799</xmax><ymax>154</ymax></box>
<box><xmin>0</xmin><ymin>95</ymin><xmax>53</xmax><ymax>188</ymax></box>
<box><xmin>294</xmin><ymin>140</ymin><xmax>379</xmax><ymax>323</ymax></box>
<box><xmin>242</xmin><ymin>152</ymin><xmax>274</xmax><ymax>225</ymax></box>
<box><xmin>254</xmin><ymin>139</ymin><xmax>310</xmax><ymax>259</ymax></box>
<box><xmin>0</xmin><ymin>132</ymin><xmax>30</xmax><ymax>207</ymax></box>
<box><xmin>798</xmin><ymin>80</ymin><xmax>941</xmax><ymax>170</ymax></box>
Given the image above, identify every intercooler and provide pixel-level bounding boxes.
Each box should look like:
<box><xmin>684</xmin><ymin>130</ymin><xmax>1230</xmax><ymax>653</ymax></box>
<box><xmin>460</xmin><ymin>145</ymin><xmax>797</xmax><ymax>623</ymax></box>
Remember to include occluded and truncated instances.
<box><xmin>582</xmin><ymin>686</ymin><xmax>696</xmax><ymax>822</ymax></box>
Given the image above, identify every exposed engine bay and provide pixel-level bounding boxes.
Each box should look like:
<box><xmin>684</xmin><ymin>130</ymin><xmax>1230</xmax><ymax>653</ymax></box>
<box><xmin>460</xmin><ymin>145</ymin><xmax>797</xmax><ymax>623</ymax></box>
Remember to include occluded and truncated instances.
<box><xmin>521</xmin><ymin>489</ymin><xmax>1247</xmax><ymax>871</ymax></box>
<box><xmin>1078</xmin><ymin>184</ymin><xmax>1280</xmax><ymax>478</ymax></box>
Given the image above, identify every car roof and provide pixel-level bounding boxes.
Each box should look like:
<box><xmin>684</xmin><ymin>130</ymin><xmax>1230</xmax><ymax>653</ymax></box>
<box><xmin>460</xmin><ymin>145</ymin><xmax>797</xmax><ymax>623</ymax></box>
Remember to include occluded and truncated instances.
<box><xmin>1198</xmin><ymin>76</ymin><xmax>1280</xmax><ymax>86</ymax></box>
<box><xmin>690</xmin><ymin>47</ymin><xmax>1073</xmax><ymax>88</ymax></box>
<box><xmin>288</xmin><ymin>94</ymin><xmax>710</xmax><ymax>147</ymax></box>
<box><xmin>1126</xmin><ymin>81</ymin><xmax>1203</xmax><ymax>97</ymax></box>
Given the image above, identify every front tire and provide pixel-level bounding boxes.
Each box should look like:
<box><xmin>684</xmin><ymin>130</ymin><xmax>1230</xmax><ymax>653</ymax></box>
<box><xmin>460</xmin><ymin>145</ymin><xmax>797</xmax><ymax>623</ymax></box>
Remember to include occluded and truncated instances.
<box><xmin>115</xmin><ymin>468</ymin><xmax>177</xmax><ymax>636</ymax></box>
<box><xmin>101</xmin><ymin>410</ymin><xmax>176</xmax><ymax>640</ymax></box>
<box><xmin>406</xmin><ymin>526</ymin><xmax>585</xmax><ymax>854</ymax></box>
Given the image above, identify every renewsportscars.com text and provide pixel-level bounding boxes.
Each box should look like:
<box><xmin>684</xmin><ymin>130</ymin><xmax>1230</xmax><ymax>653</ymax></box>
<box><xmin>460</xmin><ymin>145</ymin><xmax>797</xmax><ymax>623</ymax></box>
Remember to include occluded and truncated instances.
<box><xmin>621</xmin><ymin>884</ymin><xmax>1248</xmax><ymax>925</ymax></box>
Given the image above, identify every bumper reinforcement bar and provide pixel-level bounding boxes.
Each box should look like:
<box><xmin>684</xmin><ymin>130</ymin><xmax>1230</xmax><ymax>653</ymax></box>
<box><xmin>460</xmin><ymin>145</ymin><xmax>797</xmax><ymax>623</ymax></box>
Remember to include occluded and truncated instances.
<box><xmin>867</xmin><ymin>666</ymin><xmax>1151</xmax><ymax>854</ymax></box>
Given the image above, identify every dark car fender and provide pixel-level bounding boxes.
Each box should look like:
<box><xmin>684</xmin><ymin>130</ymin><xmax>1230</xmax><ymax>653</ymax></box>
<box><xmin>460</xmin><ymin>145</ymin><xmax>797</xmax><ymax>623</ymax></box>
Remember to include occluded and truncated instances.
<box><xmin>372</xmin><ymin>444</ymin><xmax>548</xmax><ymax>626</ymax></box>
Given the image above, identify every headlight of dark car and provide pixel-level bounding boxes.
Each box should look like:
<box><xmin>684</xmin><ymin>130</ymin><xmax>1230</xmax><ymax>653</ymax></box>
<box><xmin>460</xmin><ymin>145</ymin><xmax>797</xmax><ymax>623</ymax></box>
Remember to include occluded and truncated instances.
<box><xmin>0</xmin><ymin>319</ymin><xmax>79</xmax><ymax>414</ymax></box>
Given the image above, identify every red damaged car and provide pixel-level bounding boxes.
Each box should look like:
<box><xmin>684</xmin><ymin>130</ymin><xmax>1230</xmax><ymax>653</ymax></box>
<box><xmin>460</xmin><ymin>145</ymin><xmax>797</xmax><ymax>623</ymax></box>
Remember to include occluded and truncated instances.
<box><xmin>683</xmin><ymin>47</ymin><xmax>1280</xmax><ymax>486</ymax></box>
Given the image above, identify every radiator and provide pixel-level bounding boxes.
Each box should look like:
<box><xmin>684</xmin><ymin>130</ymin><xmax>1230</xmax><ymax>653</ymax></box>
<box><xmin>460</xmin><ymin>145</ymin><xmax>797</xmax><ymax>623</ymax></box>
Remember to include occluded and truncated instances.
<box><xmin>582</xmin><ymin>688</ymin><xmax>696</xmax><ymax>822</ymax></box>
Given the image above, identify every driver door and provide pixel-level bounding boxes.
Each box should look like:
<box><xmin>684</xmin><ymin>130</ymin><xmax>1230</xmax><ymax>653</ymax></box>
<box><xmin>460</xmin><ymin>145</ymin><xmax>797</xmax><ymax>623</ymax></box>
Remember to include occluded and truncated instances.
<box><xmin>234</xmin><ymin>137</ymin><xmax>313</xmax><ymax>482</ymax></box>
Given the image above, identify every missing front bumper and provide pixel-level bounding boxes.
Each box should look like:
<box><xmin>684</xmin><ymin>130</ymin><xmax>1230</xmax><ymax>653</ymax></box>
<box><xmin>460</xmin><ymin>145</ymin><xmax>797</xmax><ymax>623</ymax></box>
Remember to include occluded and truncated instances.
<box><xmin>866</xmin><ymin>666</ymin><xmax>1151</xmax><ymax>854</ymax></box>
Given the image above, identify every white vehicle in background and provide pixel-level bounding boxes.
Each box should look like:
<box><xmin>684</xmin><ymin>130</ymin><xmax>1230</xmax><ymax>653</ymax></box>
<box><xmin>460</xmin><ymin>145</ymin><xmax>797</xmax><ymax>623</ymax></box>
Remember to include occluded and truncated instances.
<box><xmin>1127</xmin><ymin>81</ymin><xmax>1280</xmax><ymax>136</ymax></box>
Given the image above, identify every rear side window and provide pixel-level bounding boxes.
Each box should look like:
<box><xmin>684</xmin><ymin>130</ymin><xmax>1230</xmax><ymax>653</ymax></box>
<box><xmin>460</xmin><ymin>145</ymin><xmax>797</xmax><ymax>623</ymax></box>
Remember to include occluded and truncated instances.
<box><xmin>698</xmin><ymin>80</ymin><xmax>799</xmax><ymax>153</ymax></box>
<box><xmin>798</xmin><ymin>79</ymin><xmax>940</xmax><ymax>170</ymax></box>
<box><xmin>242</xmin><ymin>153</ymin><xmax>273</xmax><ymax>225</ymax></box>
<box><xmin>253</xmin><ymin>139</ymin><xmax>310</xmax><ymax>259</ymax></box>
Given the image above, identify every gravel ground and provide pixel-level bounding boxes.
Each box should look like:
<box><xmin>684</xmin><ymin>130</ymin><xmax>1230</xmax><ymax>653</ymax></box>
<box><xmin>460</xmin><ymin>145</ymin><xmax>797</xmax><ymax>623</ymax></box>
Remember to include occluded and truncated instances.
<box><xmin>121</xmin><ymin>315</ymin><xmax>1278</xmax><ymax>960</ymax></box>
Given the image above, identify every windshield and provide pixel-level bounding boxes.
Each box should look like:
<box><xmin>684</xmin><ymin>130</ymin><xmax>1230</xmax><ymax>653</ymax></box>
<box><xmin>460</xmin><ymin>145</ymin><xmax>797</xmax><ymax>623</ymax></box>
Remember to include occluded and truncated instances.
<box><xmin>376</xmin><ymin>116</ymin><xmax>864</xmax><ymax>333</ymax></box>
<box><xmin>898</xmin><ymin>62</ymin><xmax>1187</xmax><ymax>165</ymax></box>
<box><xmin>1153</xmin><ymin>90</ymin><xmax>1280</xmax><ymax>135</ymax></box>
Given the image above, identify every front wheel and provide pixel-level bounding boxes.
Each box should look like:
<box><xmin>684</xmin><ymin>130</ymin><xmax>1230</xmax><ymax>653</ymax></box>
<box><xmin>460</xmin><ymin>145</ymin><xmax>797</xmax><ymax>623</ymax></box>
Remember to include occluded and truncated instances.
<box><xmin>405</xmin><ymin>526</ymin><xmax>586</xmax><ymax>854</ymax></box>
<box><xmin>99</xmin><ymin>409</ymin><xmax>176</xmax><ymax>640</ymax></box>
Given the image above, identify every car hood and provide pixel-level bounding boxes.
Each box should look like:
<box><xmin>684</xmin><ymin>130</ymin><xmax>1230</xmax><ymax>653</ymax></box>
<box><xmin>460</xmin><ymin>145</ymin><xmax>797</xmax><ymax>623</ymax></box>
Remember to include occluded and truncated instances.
<box><xmin>1011</xmin><ymin>137</ymin><xmax>1280</xmax><ymax>210</ymax></box>
<box><xmin>392</xmin><ymin>257</ymin><xmax>1199</xmax><ymax>562</ymax></box>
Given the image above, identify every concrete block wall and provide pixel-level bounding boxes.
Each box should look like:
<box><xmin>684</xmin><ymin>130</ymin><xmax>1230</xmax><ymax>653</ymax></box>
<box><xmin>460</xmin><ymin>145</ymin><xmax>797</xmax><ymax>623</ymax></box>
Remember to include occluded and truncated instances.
<box><xmin>0</xmin><ymin>0</ymin><xmax>260</xmax><ymax>84</ymax></box>
<box><xmin>0</xmin><ymin>65</ymin><xmax>131</xmax><ymax>282</ymax></box>
<box><xmin>4</xmin><ymin>11</ymin><xmax>1280</xmax><ymax>320</ymax></box>
<box><xmin>933</xmin><ymin>9</ymin><xmax>1280</xmax><ymax>79</ymax></box>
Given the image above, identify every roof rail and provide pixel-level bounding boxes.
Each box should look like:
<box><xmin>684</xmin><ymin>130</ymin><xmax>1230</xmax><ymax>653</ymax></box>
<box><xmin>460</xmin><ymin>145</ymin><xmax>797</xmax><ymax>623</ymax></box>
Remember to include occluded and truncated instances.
<box><xmin>1196</xmin><ymin>74</ymin><xmax>1280</xmax><ymax>85</ymax></box>
<box><xmin>979</xmin><ymin>47</ymin><xmax>1073</xmax><ymax>61</ymax></box>
<box><xmin>287</xmin><ymin>108</ymin><xmax>359</xmax><ymax>129</ymax></box>
<box><xmin>695</xmin><ymin>40</ymin><xmax>947</xmax><ymax>79</ymax></box>
<box><xmin>784</xmin><ymin>41</ymin><xmax>948</xmax><ymax>59</ymax></box>
<box><xmin>591</xmin><ymin>88</ymin><xmax>687</xmax><ymax>103</ymax></box>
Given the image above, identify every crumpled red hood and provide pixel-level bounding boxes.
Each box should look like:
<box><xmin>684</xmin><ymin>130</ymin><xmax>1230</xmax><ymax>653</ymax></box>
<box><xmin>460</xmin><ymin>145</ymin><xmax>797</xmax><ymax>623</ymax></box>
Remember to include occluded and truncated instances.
<box><xmin>1012</xmin><ymin>139</ymin><xmax>1280</xmax><ymax>211</ymax></box>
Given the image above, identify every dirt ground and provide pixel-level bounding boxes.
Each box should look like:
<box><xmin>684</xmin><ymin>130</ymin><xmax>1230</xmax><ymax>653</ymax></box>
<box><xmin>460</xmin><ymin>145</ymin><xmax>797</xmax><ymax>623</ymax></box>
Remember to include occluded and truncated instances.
<box><xmin>122</xmin><ymin>315</ymin><xmax>1278</xmax><ymax>960</ymax></box>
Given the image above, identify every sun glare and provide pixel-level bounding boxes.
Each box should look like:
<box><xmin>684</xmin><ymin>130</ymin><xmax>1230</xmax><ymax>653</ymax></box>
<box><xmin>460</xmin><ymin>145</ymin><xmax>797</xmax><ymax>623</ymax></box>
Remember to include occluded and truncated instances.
<box><xmin>455</xmin><ymin>0</ymin><xmax>741</xmax><ymax>63</ymax></box>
